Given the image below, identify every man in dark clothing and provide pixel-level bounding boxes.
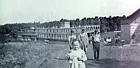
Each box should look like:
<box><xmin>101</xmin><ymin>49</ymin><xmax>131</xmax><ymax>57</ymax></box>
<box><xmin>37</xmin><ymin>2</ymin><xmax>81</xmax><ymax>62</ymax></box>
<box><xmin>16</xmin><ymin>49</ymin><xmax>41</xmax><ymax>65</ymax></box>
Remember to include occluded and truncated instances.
<box><xmin>91</xmin><ymin>31</ymin><xmax>101</xmax><ymax>60</ymax></box>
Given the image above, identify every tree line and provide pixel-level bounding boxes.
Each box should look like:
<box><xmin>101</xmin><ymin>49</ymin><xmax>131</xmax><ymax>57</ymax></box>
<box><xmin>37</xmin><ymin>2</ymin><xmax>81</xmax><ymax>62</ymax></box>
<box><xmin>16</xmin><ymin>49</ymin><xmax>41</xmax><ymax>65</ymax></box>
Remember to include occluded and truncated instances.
<box><xmin>0</xmin><ymin>16</ymin><xmax>127</xmax><ymax>42</ymax></box>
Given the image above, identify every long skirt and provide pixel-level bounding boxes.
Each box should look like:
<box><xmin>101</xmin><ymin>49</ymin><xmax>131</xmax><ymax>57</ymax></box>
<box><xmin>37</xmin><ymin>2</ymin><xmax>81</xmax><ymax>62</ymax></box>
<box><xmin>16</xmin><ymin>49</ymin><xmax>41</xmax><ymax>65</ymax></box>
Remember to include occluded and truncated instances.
<box><xmin>70</xmin><ymin>61</ymin><xmax>86</xmax><ymax>68</ymax></box>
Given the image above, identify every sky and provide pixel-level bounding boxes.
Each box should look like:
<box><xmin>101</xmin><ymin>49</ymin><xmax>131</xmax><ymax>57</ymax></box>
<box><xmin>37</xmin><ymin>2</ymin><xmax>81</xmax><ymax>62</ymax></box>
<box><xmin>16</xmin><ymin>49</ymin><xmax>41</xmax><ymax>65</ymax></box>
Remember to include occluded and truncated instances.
<box><xmin>0</xmin><ymin>0</ymin><xmax>140</xmax><ymax>25</ymax></box>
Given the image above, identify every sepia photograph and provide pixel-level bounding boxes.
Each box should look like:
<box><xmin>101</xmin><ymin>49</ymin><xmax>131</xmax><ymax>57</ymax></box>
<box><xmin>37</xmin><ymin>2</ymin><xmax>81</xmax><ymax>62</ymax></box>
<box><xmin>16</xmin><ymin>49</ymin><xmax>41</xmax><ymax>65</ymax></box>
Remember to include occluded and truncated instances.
<box><xmin>0</xmin><ymin>0</ymin><xmax>140</xmax><ymax>68</ymax></box>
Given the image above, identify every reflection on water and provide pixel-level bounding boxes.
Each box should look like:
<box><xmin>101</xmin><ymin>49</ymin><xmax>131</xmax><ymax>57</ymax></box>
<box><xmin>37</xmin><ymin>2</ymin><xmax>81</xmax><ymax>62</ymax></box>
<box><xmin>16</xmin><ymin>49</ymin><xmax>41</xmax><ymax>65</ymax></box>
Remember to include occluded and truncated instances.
<box><xmin>86</xmin><ymin>59</ymin><xmax>140</xmax><ymax>68</ymax></box>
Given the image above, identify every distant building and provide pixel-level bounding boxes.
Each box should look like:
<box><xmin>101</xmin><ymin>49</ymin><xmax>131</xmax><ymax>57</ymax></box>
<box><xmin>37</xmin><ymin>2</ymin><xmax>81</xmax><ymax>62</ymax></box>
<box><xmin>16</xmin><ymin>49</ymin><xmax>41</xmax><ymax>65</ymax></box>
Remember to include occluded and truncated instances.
<box><xmin>19</xmin><ymin>21</ymin><xmax>100</xmax><ymax>41</ymax></box>
<box><xmin>120</xmin><ymin>8</ymin><xmax>140</xmax><ymax>44</ymax></box>
<box><xmin>36</xmin><ymin>25</ymin><xmax>100</xmax><ymax>40</ymax></box>
<box><xmin>61</xmin><ymin>22</ymin><xmax>70</xmax><ymax>28</ymax></box>
<box><xmin>19</xmin><ymin>27</ymin><xmax>37</xmax><ymax>41</ymax></box>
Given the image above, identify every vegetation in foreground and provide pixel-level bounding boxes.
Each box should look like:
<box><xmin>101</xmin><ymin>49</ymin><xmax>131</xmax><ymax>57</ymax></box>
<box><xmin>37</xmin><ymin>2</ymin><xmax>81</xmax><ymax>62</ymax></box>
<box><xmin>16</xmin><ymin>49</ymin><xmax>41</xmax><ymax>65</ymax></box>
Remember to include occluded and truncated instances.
<box><xmin>0</xmin><ymin>41</ymin><xmax>51</xmax><ymax>68</ymax></box>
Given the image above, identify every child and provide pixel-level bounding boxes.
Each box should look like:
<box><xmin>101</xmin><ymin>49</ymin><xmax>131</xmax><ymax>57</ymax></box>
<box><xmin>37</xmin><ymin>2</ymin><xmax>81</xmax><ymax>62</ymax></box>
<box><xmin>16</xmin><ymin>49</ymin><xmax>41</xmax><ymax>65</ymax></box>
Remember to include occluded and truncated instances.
<box><xmin>67</xmin><ymin>41</ymin><xmax>87</xmax><ymax>68</ymax></box>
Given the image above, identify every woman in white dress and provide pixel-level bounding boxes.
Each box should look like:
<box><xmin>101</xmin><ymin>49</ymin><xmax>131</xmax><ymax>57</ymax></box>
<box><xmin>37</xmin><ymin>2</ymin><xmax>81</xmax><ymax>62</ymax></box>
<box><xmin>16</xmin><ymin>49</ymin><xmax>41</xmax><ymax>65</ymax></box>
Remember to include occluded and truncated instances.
<box><xmin>67</xmin><ymin>41</ymin><xmax>87</xmax><ymax>68</ymax></box>
<box><xmin>79</xmin><ymin>29</ymin><xmax>89</xmax><ymax>53</ymax></box>
<box><xmin>68</xmin><ymin>30</ymin><xmax>77</xmax><ymax>50</ymax></box>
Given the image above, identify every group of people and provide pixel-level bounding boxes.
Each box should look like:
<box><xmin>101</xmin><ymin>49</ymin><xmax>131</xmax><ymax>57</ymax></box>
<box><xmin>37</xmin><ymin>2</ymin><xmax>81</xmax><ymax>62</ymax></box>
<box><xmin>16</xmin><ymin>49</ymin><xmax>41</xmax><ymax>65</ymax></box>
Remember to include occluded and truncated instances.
<box><xmin>66</xmin><ymin>29</ymin><xmax>101</xmax><ymax>68</ymax></box>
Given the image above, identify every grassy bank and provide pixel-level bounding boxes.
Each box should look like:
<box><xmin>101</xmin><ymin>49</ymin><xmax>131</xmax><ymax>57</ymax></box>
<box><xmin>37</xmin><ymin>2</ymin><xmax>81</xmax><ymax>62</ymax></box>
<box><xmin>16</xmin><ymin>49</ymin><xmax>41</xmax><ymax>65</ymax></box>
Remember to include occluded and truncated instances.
<box><xmin>0</xmin><ymin>41</ymin><xmax>51</xmax><ymax>68</ymax></box>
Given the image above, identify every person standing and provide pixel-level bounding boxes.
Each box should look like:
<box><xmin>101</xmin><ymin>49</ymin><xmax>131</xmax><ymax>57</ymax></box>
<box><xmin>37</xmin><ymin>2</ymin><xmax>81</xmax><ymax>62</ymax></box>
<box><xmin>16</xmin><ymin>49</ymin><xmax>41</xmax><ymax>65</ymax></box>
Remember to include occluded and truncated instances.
<box><xmin>79</xmin><ymin>29</ymin><xmax>89</xmax><ymax>53</ymax></box>
<box><xmin>67</xmin><ymin>40</ymin><xmax>87</xmax><ymax>68</ymax></box>
<box><xmin>105</xmin><ymin>37</ymin><xmax>112</xmax><ymax>46</ymax></box>
<box><xmin>68</xmin><ymin>30</ymin><xmax>77</xmax><ymax>50</ymax></box>
<box><xmin>92</xmin><ymin>30</ymin><xmax>101</xmax><ymax>60</ymax></box>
